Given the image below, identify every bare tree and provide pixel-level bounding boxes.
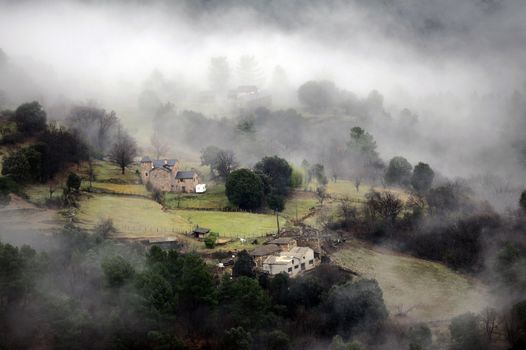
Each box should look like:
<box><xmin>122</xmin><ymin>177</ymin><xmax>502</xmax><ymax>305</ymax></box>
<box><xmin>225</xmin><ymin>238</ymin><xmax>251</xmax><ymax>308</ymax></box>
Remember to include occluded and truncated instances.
<box><xmin>316</xmin><ymin>186</ymin><xmax>328</xmax><ymax>205</ymax></box>
<box><xmin>354</xmin><ymin>176</ymin><xmax>362</xmax><ymax>192</ymax></box>
<box><xmin>109</xmin><ymin>131</ymin><xmax>137</xmax><ymax>174</ymax></box>
<box><xmin>150</xmin><ymin>132</ymin><xmax>169</xmax><ymax>159</ymax></box>
<box><xmin>365</xmin><ymin>190</ymin><xmax>404</xmax><ymax>224</ymax></box>
<box><xmin>215</xmin><ymin>150</ymin><xmax>238</xmax><ymax>180</ymax></box>
<box><xmin>481</xmin><ymin>307</ymin><xmax>498</xmax><ymax>342</ymax></box>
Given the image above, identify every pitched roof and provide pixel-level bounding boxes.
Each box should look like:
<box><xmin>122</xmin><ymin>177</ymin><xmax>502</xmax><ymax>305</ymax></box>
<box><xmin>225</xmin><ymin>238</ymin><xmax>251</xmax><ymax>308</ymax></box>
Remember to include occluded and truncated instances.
<box><xmin>152</xmin><ymin>160</ymin><xmax>165</xmax><ymax>168</ymax></box>
<box><xmin>175</xmin><ymin>171</ymin><xmax>194</xmax><ymax>179</ymax></box>
<box><xmin>287</xmin><ymin>246</ymin><xmax>313</xmax><ymax>259</ymax></box>
<box><xmin>264</xmin><ymin>255</ymin><xmax>298</xmax><ymax>265</ymax></box>
<box><xmin>141</xmin><ymin>156</ymin><xmax>152</xmax><ymax>162</ymax></box>
<box><xmin>193</xmin><ymin>227</ymin><xmax>210</xmax><ymax>234</ymax></box>
<box><xmin>250</xmin><ymin>244</ymin><xmax>280</xmax><ymax>257</ymax></box>
<box><xmin>267</xmin><ymin>237</ymin><xmax>296</xmax><ymax>245</ymax></box>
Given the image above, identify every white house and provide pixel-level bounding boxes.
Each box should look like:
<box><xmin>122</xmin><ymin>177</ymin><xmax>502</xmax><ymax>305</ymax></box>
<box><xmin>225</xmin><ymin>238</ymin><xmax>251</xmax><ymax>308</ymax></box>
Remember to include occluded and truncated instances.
<box><xmin>262</xmin><ymin>246</ymin><xmax>315</xmax><ymax>277</ymax></box>
<box><xmin>196</xmin><ymin>184</ymin><xmax>207</xmax><ymax>193</ymax></box>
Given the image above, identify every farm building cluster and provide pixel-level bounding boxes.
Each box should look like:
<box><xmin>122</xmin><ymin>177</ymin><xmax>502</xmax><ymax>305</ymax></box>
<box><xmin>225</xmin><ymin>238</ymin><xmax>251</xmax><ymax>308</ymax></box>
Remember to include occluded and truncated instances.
<box><xmin>250</xmin><ymin>237</ymin><xmax>316</xmax><ymax>277</ymax></box>
<box><xmin>140</xmin><ymin>156</ymin><xmax>205</xmax><ymax>193</ymax></box>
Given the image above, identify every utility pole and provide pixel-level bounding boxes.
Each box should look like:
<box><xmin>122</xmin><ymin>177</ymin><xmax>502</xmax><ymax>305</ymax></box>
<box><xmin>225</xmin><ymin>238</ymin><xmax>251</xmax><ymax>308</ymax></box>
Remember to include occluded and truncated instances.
<box><xmin>275</xmin><ymin>209</ymin><xmax>280</xmax><ymax>235</ymax></box>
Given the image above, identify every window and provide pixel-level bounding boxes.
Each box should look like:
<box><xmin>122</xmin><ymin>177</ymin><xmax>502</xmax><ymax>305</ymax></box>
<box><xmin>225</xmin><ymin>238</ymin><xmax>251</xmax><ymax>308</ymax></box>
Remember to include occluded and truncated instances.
<box><xmin>301</xmin><ymin>263</ymin><xmax>305</xmax><ymax>270</ymax></box>
<box><xmin>287</xmin><ymin>267</ymin><xmax>292</xmax><ymax>273</ymax></box>
<box><xmin>294</xmin><ymin>265</ymin><xmax>299</xmax><ymax>269</ymax></box>
<box><xmin>308</xmin><ymin>259</ymin><xmax>314</xmax><ymax>265</ymax></box>
<box><xmin>145</xmin><ymin>172</ymin><xmax>148</xmax><ymax>177</ymax></box>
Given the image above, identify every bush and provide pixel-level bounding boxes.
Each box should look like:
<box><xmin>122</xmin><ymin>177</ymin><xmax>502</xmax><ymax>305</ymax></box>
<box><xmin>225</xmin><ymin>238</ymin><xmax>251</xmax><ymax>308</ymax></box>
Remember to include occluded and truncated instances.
<box><xmin>204</xmin><ymin>232</ymin><xmax>219</xmax><ymax>249</ymax></box>
<box><xmin>66</xmin><ymin>172</ymin><xmax>81</xmax><ymax>192</ymax></box>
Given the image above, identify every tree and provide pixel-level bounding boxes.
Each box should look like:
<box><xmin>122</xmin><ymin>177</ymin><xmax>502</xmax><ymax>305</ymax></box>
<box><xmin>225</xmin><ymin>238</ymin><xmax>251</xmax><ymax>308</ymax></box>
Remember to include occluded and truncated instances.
<box><xmin>411</xmin><ymin>162</ymin><xmax>434</xmax><ymax>193</ymax></box>
<box><xmin>385</xmin><ymin>156</ymin><xmax>413</xmax><ymax>187</ymax></box>
<box><xmin>219</xmin><ymin>276</ymin><xmax>271</xmax><ymax>329</ymax></box>
<box><xmin>232</xmin><ymin>250</ymin><xmax>256</xmax><ymax>278</ymax></box>
<box><xmin>407</xmin><ymin>323</ymin><xmax>432</xmax><ymax>349</ymax></box>
<box><xmin>66</xmin><ymin>172</ymin><xmax>81</xmax><ymax>192</ymax></box>
<box><xmin>208</xmin><ymin>56</ymin><xmax>231</xmax><ymax>92</ymax></box>
<box><xmin>222</xmin><ymin>327</ymin><xmax>252</xmax><ymax>350</ymax></box>
<box><xmin>215</xmin><ymin>150</ymin><xmax>238</xmax><ymax>180</ymax></box>
<box><xmin>12</xmin><ymin>101</ymin><xmax>47</xmax><ymax>135</ymax></box>
<box><xmin>66</xmin><ymin>106</ymin><xmax>119</xmax><ymax>157</ymax></box>
<box><xmin>150</xmin><ymin>132</ymin><xmax>169</xmax><ymax>159</ymax></box>
<box><xmin>254</xmin><ymin>156</ymin><xmax>293</xmax><ymax>196</ymax></box>
<box><xmin>316</xmin><ymin>186</ymin><xmax>328</xmax><ymax>205</ymax></box>
<box><xmin>298</xmin><ymin>80</ymin><xmax>338</xmax><ymax>113</ymax></box>
<box><xmin>101</xmin><ymin>255</ymin><xmax>135</xmax><ymax>287</ymax></box>
<box><xmin>520</xmin><ymin>190</ymin><xmax>526</xmax><ymax>212</ymax></box>
<box><xmin>504</xmin><ymin>300</ymin><xmax>526</xmax><ymax>349</ymax></box>
<box><xmin>237</xmin><ymin>55</ymin><xmax>264</xmax><ymax>86</ymax></box>
<box><xmin>201</xmin><ymin>145</ymin><xmax>222</xmax><ymax>176</ymax></box>
<box><xmin>225</xmin><ymin>169</ymin><xmax>264</xmax><ymax>210</ymax></box>
<box><xmin>109</xmin><ymin>131</ymin><xmax>138</xmax><ymax>174</ymax></box>
<box><xmin>323</xmin><ymin>279</ymin><xmax>388</xmax><ymax>338</ymax></box>
<box><xmin>365</xmin><ymin>190</ymin><xmax>404</xmax><ymax>224</ymax></box>
<box><xmin>200</xmin><ymin>146</ymin><xmax>238</xmax><ymax>180</ymax></box>
<box><xmin>347</xmin><ymin>127</ymin><xmax>381</xmax><ymax>175</ymax></box>
<box><xmin>449</xmin><ymin>312</ymin><xmax>488</xmax><ymax>350</ymax></box>
<box><xmin>309</xmin><ymin>163</ymin><xmax>328</xmax><ymax>185</ymax></box>
<box><xmin>1</xmin><ymin>151</ymin><xmax>31</xmax><ymax>182</ymax></box>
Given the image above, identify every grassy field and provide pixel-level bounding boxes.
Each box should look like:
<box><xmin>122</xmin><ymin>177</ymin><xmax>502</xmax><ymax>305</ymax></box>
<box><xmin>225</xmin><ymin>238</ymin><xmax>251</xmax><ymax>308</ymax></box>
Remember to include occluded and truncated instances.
<box><xmin>90</xmin><ymin>160</ymin><xmax>140</xmax><ymax>183</ymax></box>
<box><xmin>77</xmin><ymin>194</ymin><xmax>284</xmax><ymax>239</ymax></box>
<box><xmin>86</xmin><ymin>181</ymin><xmax>149</xmax><ymax>196</ymax></box>
<box><xmin>332</xmin><ymin>241</ymin><xmax>490</xmax><ymax>321</ymax></box>
<box><xmin>326</xmin><ymin>180</ymin><xmax>410</xmax><ymax>201</ymax></box>
<box><xmin>164</xmin><ymin>183</ymin><xmax>230</xmax><ymax>210</ymax></box>
<box><xmin>282</xmin><ymin>191</ymin><xmax>319</xmax><ymax>220</ymax></box>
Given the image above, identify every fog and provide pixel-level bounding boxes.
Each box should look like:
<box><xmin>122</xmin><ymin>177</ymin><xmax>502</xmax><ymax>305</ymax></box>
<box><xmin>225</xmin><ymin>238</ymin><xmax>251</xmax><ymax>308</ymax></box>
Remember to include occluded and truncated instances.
<box><xmin>0</xmin><ymin>0</ymin><xmax>525</xmax><ymax>194</ymax></box>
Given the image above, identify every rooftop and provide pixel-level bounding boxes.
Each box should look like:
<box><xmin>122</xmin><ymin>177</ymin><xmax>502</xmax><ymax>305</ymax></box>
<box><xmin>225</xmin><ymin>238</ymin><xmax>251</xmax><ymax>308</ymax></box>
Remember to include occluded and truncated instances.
<box><xmin>267</xmin><ymin>237</ymin><xmax>296</xmax><ymax>245</ymax></box>
<box><xmin>264</xmin><ymin>255</ymin><xmax>297</xmax><ymax>265</ymax></box>
<box><xmin>250</xmin><ymin>244</ymin><xmax>280</xmax><ymax>257</ymax></box>
<box><xmin>286</xmin><ymin>246</ymin><xmax>313</xmax><ymax>259</ymax></box>
<box><xmin>193</xmin><ymin>227</ymin><xmax>210</xmax><ymax>234</ymax></box>
<box><xmin>175</xmin><ymin>171</ymin><xmax>195</xmax><ymax>179</ymax></box>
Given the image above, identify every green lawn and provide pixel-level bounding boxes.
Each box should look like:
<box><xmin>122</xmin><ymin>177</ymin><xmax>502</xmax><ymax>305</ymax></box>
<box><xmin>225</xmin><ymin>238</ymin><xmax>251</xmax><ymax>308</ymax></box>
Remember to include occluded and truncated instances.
<box><xmin>332</xmin><ymin>241</ymin><xmax>489</xmax><ymax>321</ymax></box>
<box><xmin>164</xmin><ymin>183</ymin><xmax>230</xmax><ymax>210</ymax></box>
<box><xmin>76</xmin><ymin>194</ymin><xmax>284</xmax><ymax>239</ymax></box>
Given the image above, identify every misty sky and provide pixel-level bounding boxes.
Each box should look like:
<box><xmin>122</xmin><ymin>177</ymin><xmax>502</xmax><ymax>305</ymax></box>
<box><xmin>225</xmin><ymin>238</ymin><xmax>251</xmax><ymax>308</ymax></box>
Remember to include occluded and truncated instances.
<box><xmin>1</xmin><ymin>0</ymin><xmax>525</xmax><ymax>101</ymax></box>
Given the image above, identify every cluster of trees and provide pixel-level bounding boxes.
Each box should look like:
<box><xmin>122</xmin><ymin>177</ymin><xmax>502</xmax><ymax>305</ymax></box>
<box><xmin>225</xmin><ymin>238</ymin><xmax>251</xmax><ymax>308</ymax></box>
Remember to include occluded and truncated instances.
<box><xmin>0</xmin><ymin>223</ymin><xmax>416</xmax><ymax>350</ymax></box>
<box><xmin>225</xmin><ymin>156</ymin><xmax>294</xmax><ymax>211</ymax></box>
<box><xmin>1</xmin><ymin>102</ymin><xmax>89</xmax><ymax>184</ymax></box>
<box><xmin>384</xmin><ymin>156</ymin><xmax>435</xmax><ymax>193</ymax></box>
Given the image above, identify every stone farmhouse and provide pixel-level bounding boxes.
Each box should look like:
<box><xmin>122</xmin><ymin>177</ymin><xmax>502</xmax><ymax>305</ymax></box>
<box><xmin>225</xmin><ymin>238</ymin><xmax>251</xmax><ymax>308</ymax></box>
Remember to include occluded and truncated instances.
<box><xmin>140</xmin><ymin>156</ymin><xmax>201</xmax><ymax>193</ymax></box>
<box><xmin>250</xmin><ymin>237</ymin><xmax>316</xmax><ymax>277</ymax></box>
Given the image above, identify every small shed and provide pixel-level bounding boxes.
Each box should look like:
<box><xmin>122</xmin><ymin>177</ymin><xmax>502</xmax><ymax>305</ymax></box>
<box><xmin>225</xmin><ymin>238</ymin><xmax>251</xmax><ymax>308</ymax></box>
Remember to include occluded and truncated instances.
<box><xmin>193</xmin><ymin>227</ymin><xmax>210</xmax><ymax>239</ymax></box>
